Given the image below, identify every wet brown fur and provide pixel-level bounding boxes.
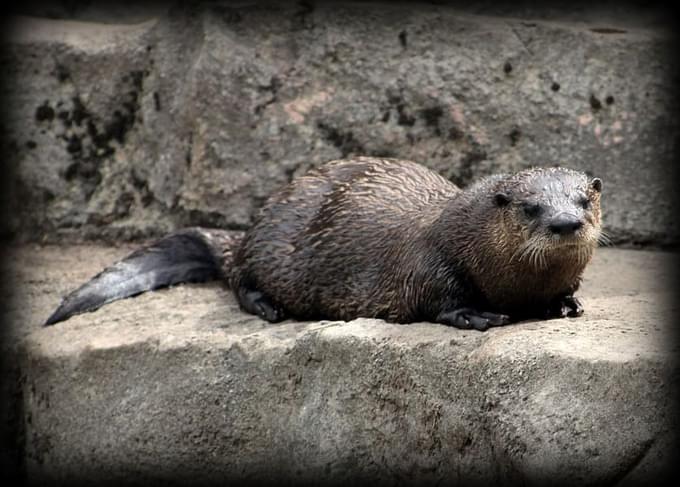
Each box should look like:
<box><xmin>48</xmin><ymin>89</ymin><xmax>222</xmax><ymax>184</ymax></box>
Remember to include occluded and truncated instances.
<box><xmin>228</xmin><ymin>157</ymin><xmax>602</xmax><ymax>323</ymax></box>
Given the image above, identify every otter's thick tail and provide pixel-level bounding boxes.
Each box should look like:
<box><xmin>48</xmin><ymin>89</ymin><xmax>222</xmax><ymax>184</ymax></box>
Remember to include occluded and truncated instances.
<box><xmin>44</xmin><ymin>227</ymin><xmax>243</xmax><ymax>326</ymax></box>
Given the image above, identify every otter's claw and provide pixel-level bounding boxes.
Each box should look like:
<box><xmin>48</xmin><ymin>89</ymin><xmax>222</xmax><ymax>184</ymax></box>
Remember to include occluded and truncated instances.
<box><xmin>547</xmin><ymin>295</ymin><xmax>583</xmax><ymax>319</ymax></box>
<box><xmin>237</xmin><ymin>288</ymin><xmax>286</xmax><ymax>323</ymax></box>
<box><xmin>437</xmin><ymin>308</ymin><xmax>510</xmax><ymax>331</ymax></box>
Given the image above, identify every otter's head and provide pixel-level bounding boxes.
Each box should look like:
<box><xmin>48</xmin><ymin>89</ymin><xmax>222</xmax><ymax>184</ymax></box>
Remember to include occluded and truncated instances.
<box><xmin>491</xmin><ymin>167</ymin><xmax>603</xmax><ymax>269</ymax></box>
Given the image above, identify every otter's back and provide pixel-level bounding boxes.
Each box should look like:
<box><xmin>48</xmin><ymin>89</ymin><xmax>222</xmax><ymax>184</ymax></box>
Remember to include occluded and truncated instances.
<box><xmin>232</xmin><ymin>157</ymin><xmax>459</xmax><ymax>320</ymax></box>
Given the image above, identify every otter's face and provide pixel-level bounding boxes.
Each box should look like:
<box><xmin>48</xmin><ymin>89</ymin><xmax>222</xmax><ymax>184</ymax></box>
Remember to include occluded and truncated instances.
<box><xmin>493</xmin><ymin>169</ymin><xmax>603</xmax><ymax>268</ymax></box>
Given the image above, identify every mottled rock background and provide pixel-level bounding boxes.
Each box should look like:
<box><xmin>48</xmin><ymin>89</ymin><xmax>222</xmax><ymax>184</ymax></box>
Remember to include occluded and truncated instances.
<box><xmin>2</xmin><ymin>1</ymin><xmax>678</xmax><ymax>245</ymax></box>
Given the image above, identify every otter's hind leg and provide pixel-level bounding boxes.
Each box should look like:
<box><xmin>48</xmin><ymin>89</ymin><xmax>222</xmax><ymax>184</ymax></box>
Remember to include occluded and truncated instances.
<box><xmin>236</xmin><ymin>286</ymin><xmax>286</xmax><ymax>323</ymax></box>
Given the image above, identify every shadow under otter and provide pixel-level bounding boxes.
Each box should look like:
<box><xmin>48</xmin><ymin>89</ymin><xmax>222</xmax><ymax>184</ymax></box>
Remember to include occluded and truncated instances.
<box><xmin>45</xmin><ymin>157</ymin><xmax>603</xmax><ymax>331</ymax></box>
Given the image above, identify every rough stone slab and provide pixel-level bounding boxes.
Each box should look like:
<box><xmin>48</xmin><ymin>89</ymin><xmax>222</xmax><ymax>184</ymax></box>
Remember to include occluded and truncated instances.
<box><xmin>2</xmin><ymin>245</ymin><xmax>678</xmax><ymax>485</ymax></box>
<box><xmin>2</xmin><ymin>3</ymin><xmax>678</xmax><ymax>245</ymax></box>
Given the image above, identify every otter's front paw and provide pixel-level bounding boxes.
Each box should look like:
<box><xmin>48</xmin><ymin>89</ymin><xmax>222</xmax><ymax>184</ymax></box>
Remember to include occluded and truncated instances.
<box><xmin>547</xmin><ymin>295</ymin><xmax>583</xmax><ymax>319</ymax></box>
<box><xmin>437</xmin><ymin>308</ymin><xmax>510</xmax><ymax>331</ymax></box>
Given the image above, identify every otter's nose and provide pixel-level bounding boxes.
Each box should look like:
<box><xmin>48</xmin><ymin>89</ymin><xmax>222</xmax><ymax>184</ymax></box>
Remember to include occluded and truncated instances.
<box><xmin>549</xmin><ymin>215</ymin><xmax>583</xmax><ymax>235</ymax></box>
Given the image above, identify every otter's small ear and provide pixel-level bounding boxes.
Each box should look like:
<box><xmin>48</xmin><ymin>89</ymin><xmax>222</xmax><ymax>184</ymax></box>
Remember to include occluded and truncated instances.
<box><xmin>590</xmin><ymin>177</ymin><xmax>602</xmax><ymax>193</ymax></box>
<box><xmin>494</xmin><ymin>192</ymin><xmax>511</xmax><ymax>207</ymax></box>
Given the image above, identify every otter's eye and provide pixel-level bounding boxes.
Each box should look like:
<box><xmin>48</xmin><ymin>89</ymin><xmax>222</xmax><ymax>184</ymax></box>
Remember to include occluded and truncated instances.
<box><xmin>580</xmin><ymin>197</ymin><xmax>591</xmax><ymax>210</ymax></box>
<box><xmin>522</xmin><ymin>203</ymin><xmax>542</xmax><ymax>218</ymax></box>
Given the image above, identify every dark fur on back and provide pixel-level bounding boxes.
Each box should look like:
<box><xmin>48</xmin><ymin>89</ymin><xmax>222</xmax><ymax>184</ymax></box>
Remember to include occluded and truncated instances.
<box><xmin>231</xmin><ymin>158</ymin><xmax>461</xmax><ymax>322</ymax></box>
<box><xmin>231</xmin><ymin>157</ymin><xmax>602</xmax><ymax>322</ymax></box>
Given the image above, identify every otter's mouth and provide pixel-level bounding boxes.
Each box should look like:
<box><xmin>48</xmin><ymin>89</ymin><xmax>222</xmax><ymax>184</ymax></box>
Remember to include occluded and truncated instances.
<box><xmin>548</xmin><ymin>227</ymin><xmax>602</xmax><ymax>249</ymax></box>
<box><xmin>549</xmin><ymin>243</ymin><xmax>595</xmax><ymax>256</ymax></box>
<box><xmin>549</xmin><ymin>236</ymin><xmax>592</xmax><ymax>248</ymax></box>
<box><xmin>512</xmin><ymin>232</ymin><xmax>597</xmax><ymax>268</ymax></box>
<box><xmin>545</xmin><ymin>235</ymin><xmax>600</xmax><ymax>255</ymax></box>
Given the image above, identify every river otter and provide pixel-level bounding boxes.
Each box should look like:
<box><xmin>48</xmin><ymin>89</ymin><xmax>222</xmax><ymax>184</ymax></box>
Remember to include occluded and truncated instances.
<box><xmin>45</xmin><ymin>157</ymin><xmax>603</xmax><ymax>331</ymax></box>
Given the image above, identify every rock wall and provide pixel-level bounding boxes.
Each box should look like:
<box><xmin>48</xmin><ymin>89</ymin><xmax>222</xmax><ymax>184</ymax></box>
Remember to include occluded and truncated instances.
<box><xmin>2</xmin><ymin>2</ymin><xmax>678</xmax><ymax>245</ymax></box>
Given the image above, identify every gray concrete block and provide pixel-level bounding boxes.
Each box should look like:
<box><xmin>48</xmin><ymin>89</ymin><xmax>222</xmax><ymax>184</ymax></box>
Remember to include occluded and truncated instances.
<box><xmin>2</xmin><ymin>3</ymin><xmax>678</xmax><ymax>245</ymax></box>
<box><xmin>3</xmin><ymin>244</ymin><xmax>677</xmax><ymax>485</ymax></box>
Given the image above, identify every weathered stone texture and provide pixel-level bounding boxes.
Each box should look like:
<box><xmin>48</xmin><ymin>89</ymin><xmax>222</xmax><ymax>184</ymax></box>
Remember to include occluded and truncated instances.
<box><xmin>2</xmin><ymin>244</ymin><xmax>677</xmax><ymax>485</ymax></box>
<box><xmin>2</xmin><ymin>3</ymin><xmax>678</xmax><ymax>244</ymax></box>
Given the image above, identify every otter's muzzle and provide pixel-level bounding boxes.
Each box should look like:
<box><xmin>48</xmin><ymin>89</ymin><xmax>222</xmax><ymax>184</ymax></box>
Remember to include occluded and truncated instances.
<box><xmin>548</xmin><ymin>214</ymin><xmax>584</xmax><ymax>236</ymax></box>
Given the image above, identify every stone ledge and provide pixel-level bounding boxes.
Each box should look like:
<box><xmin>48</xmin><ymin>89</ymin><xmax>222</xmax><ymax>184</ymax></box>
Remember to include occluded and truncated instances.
<box><xmin>2</xmin><ymin>245</ymin><xmax>678</xmax><ymax>485</ymax></box>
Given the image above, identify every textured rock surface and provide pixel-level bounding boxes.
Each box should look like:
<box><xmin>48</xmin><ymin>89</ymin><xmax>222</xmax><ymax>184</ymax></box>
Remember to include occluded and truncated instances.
<box><xmin>2</xmin><ymin>244</ymin><xmax>678</xmax><ymax>485</ymax></box>
<box><xmin>2</xmin><ymin>3</ymin><xmax>678</xmax><ymax>245</ymax></box>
